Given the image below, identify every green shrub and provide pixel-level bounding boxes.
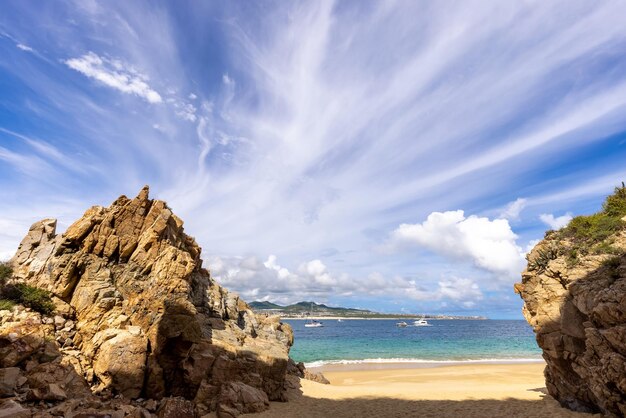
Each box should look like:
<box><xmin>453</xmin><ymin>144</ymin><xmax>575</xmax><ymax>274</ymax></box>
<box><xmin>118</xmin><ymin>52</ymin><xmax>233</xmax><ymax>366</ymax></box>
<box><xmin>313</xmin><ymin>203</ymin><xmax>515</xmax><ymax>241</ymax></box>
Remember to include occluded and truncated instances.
<box><xmin>565</xmin><ymin>248</ymin><xmax>579</xmax><ymax>268</ymax></box>
<box><xmin>602</xmin><ymin>255</ymin><xmax>622</xmax><ymax>281</ymax></box>
<box><xmin>527</xmin><ymin>245</ymin><xmax>559</xmax><ymax>274</ymax></box>
<box><xmin>557</xmin><ymin>184</ymin><xmax>626</xmax><ymax>250</ymax></box>
<box><xmin>564</xmin><ymin>213</ymin><xmax>623</xmax><ymax>242</ymax></box>
<box><xmin>602</xmin><ymin>182</ymin><xmax>626</xmax><ymax>218</ymax></box>
<box><xmin>19</xmin><ymin>285</ymin><xmax>55</xmax><ymax>315</ymax></box>
<box><xmin>0</xmin><ymin>299</ymin><xmax>15</xmax><ymax>311</ymax></box>
<box><xmin>2</xmin><ymin>283</ymin><xmax>55</xmax><ymax>315</ymax></box>
<box><xmin>592</xmin><ymin>240</ymin><xmax>622</xmax><ymax>255</ymax></box>
<box><xmin>0</xmin><ymin>262</ymin><xmax>12</xmax><ymax>286</ymax></box>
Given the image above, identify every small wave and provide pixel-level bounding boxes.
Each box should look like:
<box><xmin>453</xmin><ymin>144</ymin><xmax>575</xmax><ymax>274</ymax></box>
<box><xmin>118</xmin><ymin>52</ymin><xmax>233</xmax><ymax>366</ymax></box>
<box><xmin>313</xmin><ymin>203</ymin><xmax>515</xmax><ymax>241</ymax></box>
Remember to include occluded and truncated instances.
<box><xmin>304</xmin><ymin>357</ymin><xmax>544</xmax><ymax>368</ymax></box>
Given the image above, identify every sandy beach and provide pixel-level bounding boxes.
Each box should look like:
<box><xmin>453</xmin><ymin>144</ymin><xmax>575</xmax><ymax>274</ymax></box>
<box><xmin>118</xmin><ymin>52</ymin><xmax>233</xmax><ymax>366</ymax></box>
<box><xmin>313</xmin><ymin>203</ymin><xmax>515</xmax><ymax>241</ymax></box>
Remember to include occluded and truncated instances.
<box><xmin>245</xmin><ymin>363</ymin><xmax>600</xmax><ymax>418</ymax></box>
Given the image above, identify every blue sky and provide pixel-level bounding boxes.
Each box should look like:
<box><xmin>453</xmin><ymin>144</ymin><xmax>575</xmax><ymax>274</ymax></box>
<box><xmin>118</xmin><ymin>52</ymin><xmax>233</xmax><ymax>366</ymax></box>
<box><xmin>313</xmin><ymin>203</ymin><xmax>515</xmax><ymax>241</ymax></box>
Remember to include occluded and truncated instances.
<box><xmin>1</xmin><ymin>1</ymin><xmax>626</xmax><ymax>319</ymax></box>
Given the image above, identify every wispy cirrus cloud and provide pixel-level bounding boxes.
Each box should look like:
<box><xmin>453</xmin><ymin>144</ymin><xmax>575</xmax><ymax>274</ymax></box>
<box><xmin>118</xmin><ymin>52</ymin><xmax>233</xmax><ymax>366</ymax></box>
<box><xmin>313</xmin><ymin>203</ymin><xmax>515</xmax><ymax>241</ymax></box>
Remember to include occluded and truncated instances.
<box><xmin>65</xmin><ymin>52</ymin><xmax>162</xmax><ymax>103</ymax></box>
<box><xmin>16</xmin><ymin>43</ymin><xmax>33</xmax><ymax>52</ymax></box>
<box><xmin>1</xmin><ymin>1</ymin><xmax>626</xmax><ymax>317</ymax></box>
<box><xmin>500</xmin><ymin>198</ymin><xmax>528</xmax><ymax>221</ymax></box>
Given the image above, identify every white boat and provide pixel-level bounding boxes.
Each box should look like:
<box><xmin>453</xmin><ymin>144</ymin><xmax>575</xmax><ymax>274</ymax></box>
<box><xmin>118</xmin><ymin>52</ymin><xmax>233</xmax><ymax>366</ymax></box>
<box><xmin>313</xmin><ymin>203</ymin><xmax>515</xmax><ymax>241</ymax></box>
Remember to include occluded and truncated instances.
<box><xmin>304</xmin><ymin>302</ymin><xmax>323</xmax><ymax>327</ymax></box>
<box><xmin>337</xmin><ymin>319</ymin><xmax>343</xmax><ymax>322</ymax></box>
<box><xmin>396</xmin><ymin>321</ymin><xmax>408</xmax><ymax>327</ymax></box>
<box><xmin>413</xmin><ymin>317</ymin><xmax>431</xmax><ymax>327</ymax></box>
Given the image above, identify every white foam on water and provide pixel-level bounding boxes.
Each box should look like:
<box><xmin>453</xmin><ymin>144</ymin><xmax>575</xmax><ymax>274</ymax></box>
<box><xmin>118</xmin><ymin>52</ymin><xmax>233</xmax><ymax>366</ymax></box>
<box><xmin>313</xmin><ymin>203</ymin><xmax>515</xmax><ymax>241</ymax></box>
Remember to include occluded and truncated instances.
<box><xmin>304</xmin><ymin>357</ymin><xmax>544</xmax><ymax>368</ymax></box>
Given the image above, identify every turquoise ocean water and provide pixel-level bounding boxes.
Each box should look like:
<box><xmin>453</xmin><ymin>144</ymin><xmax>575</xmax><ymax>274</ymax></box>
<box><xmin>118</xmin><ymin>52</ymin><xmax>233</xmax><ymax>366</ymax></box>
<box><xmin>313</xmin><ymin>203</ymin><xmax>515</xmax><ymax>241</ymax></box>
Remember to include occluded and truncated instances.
<box><xmin>284</xmin><ymin>319</ymin><xmax>542</xmax><ymax>367</ymax></box>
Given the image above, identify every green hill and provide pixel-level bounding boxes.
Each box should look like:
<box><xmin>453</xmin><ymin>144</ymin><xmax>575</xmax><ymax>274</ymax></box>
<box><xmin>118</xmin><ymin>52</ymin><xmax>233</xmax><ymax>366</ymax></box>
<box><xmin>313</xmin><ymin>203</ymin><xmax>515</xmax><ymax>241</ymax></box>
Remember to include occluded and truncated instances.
<box><xmin>248</xmin><ymin>300</ymin><xmax>488</xmax><ymax>320</ymax></box>
<box><xmin>249</xmin><ymin>300</ymin><xmax>373</xmax><ymax>316</ymax></box>
<box><xmin>249</xmin><ymin>301</ymin><xmax>283</xmax><ymax>310</ymax></box>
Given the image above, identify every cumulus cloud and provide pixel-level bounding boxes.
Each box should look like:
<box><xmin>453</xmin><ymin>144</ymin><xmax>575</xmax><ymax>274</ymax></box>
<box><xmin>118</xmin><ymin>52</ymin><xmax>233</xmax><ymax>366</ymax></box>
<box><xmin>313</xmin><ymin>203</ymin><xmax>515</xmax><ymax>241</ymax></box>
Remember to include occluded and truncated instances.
<box><xmin>500</xmin><ymin>198</ymin><xmax>527</xmax><ymax>220</ymax></box>
<box><xmin>524</xmin><ymin>239</ymin><xmax>541</xmax><ymax>254</ymax></box>
<box><xmin>0</xmin><ymin>250</ymin><xmax>14</xmax><ymax>261</ymax></box>
<box><xmin>65</xmin><ymin>52</ymin><xmax>162</xmax><ymax>103</ymax></box>
<box><xmin>539</xmin><ymin>213</ymin><xmax>573</xmax><ymax>230</ymax></box>
<box><xmin>437</xmin><ymin>277</ymin><xmax>482</xmax><ymax>301</ymax></box>
<box><xmin>207</xmin><ymin>254</ymin><xmax>356</xmax><ymax>303</ymax></box>
<box><xmin>208</xmin><ymin>254</ymin><xmax>483</xmax><ymax>307</ymax></box>
<box><xmin>387</xmin><ymin>210</ymin><xmax>525</xmax><ymax>277</ymax></box>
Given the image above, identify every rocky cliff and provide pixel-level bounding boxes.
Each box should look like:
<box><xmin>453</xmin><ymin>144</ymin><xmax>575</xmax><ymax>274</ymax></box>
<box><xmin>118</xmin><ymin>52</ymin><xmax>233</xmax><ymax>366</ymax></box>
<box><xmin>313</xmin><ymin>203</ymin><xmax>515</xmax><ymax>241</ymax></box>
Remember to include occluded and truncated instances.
<box><xmin>2</xmin><ymin>186</ymin><xmax>293</xmax><ymax>417</ymax></box>
<box><xmin>515</xmin><ymin>186</ymin><xmax>626</xmax><ymax>417</ymax></box>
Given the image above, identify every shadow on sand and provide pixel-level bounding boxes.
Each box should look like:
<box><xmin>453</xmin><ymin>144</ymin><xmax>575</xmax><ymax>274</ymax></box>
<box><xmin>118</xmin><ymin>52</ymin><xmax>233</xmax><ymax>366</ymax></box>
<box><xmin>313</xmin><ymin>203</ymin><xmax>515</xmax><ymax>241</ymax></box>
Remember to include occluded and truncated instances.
<box><xmin>242</xmin><ymin>377</ymin><xmax>599</xmax><ymax>418</ymax></box>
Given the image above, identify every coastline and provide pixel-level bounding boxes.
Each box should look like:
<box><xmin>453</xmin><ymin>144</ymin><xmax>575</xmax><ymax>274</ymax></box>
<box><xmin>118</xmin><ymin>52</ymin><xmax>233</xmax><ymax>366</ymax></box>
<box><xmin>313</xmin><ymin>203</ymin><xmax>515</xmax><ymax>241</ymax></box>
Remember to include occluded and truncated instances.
<box><xmin>283</xmin><ymin>317</ymin><xmax>487</xmax><ymax>320</ymax></box>
<box><xmin>245</xmin><ymin>363</ymin><xmax>600</xmax><ymax>418</ymax></box>
<box><xmin>307</xmin><ymin>357</ymin><xmax>545</xmax><ymax>372</ymax></box>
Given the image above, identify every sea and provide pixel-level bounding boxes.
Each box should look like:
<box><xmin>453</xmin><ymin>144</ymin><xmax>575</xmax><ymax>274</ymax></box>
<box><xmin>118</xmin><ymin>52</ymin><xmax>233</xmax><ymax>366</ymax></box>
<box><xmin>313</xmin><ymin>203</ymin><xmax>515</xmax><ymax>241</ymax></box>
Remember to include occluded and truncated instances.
<box><xmin>283</xmin><ymin>319</ymin><xmax>543</xmax><ymax>368</ymax></box>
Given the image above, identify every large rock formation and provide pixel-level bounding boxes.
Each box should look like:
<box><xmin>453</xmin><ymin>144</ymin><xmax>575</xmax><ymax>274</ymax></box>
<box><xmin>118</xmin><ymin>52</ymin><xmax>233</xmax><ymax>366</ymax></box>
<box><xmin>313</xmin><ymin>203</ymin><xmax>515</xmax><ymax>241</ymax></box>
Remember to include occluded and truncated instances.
<box><xmin>4</xmin><ymin>186</ymin><xmax>293</xmax><ymax>416</ymax></box>
<box><xmin>515</xmin><ymin>189</ymin><xmax>626</xmax><ymax>417</ymax></box>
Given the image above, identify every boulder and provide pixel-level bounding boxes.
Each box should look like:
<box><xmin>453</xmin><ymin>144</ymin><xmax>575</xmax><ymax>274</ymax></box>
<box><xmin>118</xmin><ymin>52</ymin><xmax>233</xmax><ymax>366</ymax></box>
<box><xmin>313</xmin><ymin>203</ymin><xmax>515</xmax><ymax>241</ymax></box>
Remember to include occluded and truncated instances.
<box><xmin>0</xmin><ymin>311</ymin><xmax>51</xmax><ymax>367</ymax></box>
<box><xmin>0</xmin><ymin>367</ymin><xmax>20</xmax><ymax>397</ymax></box>
<box><xmin>303</xmin><ymin>370</ymin><xmax>330</xmax><ymax>384</ymax></box>
<box><xmin>217</xmin><ymin>382</ymin><xmax>269</xmax><ymax>417</ymax></box>
<box><xmin>0</xmin><ymin>399</ymin><xmax>30</xmax><ymax>418</ymax></box>
<box><xmin>92</xmin><ymin>328</ymin><xmax>147</xmax><ymax>398</ymax></box>
<box><xmin>158</xmin><ymin>397</ymin><xmax>197</xmax><ymax>418</ymax></box>
<box><xmin>25</xmin><ymin>362</ymin><xmax>90</xmax><ymax>399</ymax></box>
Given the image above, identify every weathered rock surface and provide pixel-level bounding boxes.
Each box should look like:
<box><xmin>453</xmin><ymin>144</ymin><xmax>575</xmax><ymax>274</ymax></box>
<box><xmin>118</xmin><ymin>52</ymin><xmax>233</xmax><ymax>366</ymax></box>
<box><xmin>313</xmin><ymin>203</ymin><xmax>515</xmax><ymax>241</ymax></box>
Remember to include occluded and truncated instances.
<box><xmin>5</xmin><ymin>186</ymin><xmax>293</xmax><ymax>416</ymax></box>
<box><xmin>0</xmin><ymin>367</ymin><xmax>20</xmax><ymax>397</ymax></box>
<box><xmin>303</xmin><ymin>370</ymin><xmax>330</xmax><ymax>385</ymax></box>
<box><xmin>0</xmin><ymin>399</ymin><xmax>30</xmax><ymax>418</ymax></box>
<box><xmin>217</xmin><ymin>382</ymin><xmax>269</xmax><ymax>418</ymax></box>
<box><xmin>516</xmin><ymin>228</ymin><xmax>626</xmax><ymax>416</ymax></box>
<box><xmin>157</xmin><ymin>397</ymin><xmax>197</xmax><ymax>418</ymax></box>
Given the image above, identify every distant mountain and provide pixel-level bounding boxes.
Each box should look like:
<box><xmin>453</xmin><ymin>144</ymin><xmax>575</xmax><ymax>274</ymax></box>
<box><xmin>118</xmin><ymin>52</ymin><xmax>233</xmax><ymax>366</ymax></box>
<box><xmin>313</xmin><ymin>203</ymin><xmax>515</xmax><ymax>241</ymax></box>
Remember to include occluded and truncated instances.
<box><xmin>249</xmin><ymin>301</ymin><xmax>283</xmax><ymax>310</ymax></box>
<box><xmin>248</xmin><ymin>300</ymin><xmax>487</xmax><ymax>320</ymax></box>
<box><xmin>249</xmin><ymin>300</ymin><xmax>374</xmax><ymax>316</ymax></box>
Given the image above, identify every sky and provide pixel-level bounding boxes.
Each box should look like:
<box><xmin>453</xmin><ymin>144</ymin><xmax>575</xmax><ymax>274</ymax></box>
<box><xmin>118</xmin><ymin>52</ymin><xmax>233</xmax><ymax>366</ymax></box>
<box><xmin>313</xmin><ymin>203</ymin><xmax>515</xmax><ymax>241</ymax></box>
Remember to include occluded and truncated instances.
<box><xmin>1</xmin><ymin>1</ymin><xmax>626</xmax><ymax>319</ymax></box>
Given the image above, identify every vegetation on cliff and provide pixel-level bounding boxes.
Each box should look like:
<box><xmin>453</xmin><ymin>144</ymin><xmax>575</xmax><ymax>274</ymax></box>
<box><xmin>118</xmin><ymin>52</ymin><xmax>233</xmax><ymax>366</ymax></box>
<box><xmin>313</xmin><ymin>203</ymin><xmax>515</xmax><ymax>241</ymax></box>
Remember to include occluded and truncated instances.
<box><xmin>540</xmin><ymin>184</ymin><xmax>626</xmax><ymax>267</ymax></box>
<box><xmin>0</xmin><ymin>261</ymin><xmax>55</xmax><ymax>314</ymax></box>
<box><xmin>517</xmin><ymin>184</ymin><xmax>626</xmax><ymax>417</ymax></box>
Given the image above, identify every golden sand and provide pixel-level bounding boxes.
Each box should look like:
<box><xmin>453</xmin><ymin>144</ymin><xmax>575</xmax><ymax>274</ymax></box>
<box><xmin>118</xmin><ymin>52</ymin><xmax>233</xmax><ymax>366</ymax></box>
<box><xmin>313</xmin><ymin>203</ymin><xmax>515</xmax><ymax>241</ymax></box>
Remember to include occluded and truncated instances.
<box><xmin>245</xmin><ymin>363</ymin><xmax>600</xmax><ymax>418</ymax></box>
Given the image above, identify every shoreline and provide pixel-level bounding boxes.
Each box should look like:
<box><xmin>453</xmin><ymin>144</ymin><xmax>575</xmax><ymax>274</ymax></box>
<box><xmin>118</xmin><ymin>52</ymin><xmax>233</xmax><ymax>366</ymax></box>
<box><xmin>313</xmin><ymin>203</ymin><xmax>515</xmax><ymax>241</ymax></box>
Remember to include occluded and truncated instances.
<box><xmin>307</xmin><ymin>358</ymin><xmax>545</xmax><ymax>372</ymax></box>
<box><xmin>282</xmin><ymin>317</ymin><xmax>487</xmax><ymax>320</ymax></box>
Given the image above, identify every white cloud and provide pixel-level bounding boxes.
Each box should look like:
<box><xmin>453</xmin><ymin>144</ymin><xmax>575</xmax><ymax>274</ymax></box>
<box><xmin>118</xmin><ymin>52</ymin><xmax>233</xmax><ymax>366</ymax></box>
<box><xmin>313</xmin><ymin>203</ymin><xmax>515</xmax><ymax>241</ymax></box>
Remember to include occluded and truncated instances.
<box><xmin>4</xmin><ymin>1</ymin><xmax>626</xmax><ymax>316</ymax></box>
<box><xmin>65</xmin><ymin>52</ymin><xmax>162</xmax><ymax>103</ymax></box>
<box><xmin>539</xmin><ymin>212</ymin><xmax>573</xmax><ymax>230</ymax></box>
<box><xmin>388</xmin><ymin>210</ymin><xmax>525</xmax><ymax>277</ymax></box>
<box><xmin>0</xmin><ymin>250</ymin><xmax>14</xmax><ymax>262</ymax></box>
<box><xmin>174</xmin><ymin>101</ymin><xmax>197</xmax><ymax>122</ymax></box>
<box><xmin>208</xmin><ymin>254</ymin><xmax>357</xmax><ymax>303</ymax></box>
<box><xmin>189</xmin><ymin>93</ymin><xmax>197</xmax><ymax>100</ymax></box>
<box><xmin>524</xmin><ymin>239</ymin><xmax>541</xmax><ymax>254</ymax></box>
<box><xmin>500</xmin><ymin>198</ymin><xmax>527</xmax><ymax>220</ymax></box>
<box><xmin>16</xmin><ymin>43</ymin><xmax>33</xmax><ymax>52</ymax></box>
<box><xmin>437</xmin><ymin>277</ymin><xmax>483</xmax><ymax>302</ymax></box>
<box><xmin>209</xmin><ymin>254</ymin><xmax>483</xmax><ymax>307</ymax></box>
